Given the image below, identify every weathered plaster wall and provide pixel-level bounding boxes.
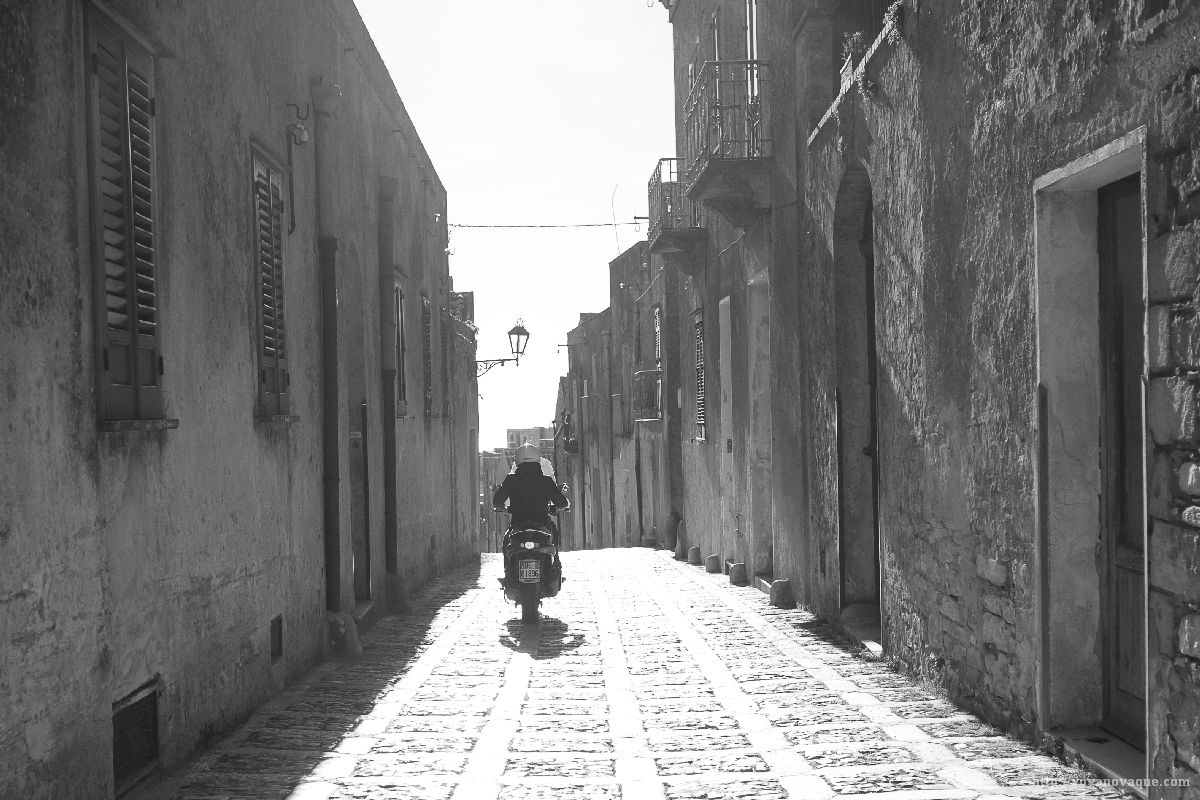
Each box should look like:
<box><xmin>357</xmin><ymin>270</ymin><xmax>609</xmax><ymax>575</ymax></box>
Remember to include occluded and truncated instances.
<box><xmin>0</xmin><ymin>1</ymin><xmax>478</xmax><ymax>796</ymax></box>
<box><xmin>0</xmin><ymin>3</ymin><xmax>111</xmax><ymax>794</ymax></box>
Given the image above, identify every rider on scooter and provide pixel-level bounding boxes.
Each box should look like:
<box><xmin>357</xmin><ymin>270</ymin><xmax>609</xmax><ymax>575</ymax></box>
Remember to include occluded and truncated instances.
<box><xmin>493</xmin><ymin>443</ymin><xmax>569</xmax><ymax>546</ymax></box>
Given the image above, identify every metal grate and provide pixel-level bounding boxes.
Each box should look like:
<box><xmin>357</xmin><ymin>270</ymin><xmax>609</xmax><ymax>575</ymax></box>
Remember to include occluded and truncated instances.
<box><xmin>270</xmin><ymin>614</ymin><xmax>283</xmax><ymax>661</ymax></box>
<box><xmin>112</xmin><ymin>687</ymin><xmax>159</xmax><ymax>794</ymax></box>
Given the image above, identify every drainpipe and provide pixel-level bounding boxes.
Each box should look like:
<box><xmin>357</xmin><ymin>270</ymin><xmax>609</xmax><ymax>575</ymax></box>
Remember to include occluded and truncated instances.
<box><xmin>604</xmin><ymin>329</ymin><xmax>616</xmax><ymax>548</ymax></box>
<box><xmin>312</xmin><ymin>79</ymin><xmax>343</xmax><ymax>612</ymax></box>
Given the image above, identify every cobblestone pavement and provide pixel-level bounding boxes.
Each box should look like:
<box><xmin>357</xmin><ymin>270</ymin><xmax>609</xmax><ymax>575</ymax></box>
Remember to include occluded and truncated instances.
<box><xmin>150</xmin><ymin>550</ymin><xmax>1134</xmax><ymax>800</ymax></box>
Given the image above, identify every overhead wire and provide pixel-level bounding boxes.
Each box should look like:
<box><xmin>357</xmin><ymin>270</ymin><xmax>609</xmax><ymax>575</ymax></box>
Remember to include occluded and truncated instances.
<box><xmin>448</xmin><ymin>222</ymin><xmax>642</xmax><ymax>229</ymax></box>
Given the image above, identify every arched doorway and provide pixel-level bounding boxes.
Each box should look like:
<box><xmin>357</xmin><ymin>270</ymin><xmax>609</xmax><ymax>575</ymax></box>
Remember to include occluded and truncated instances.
<box><xmin>832</xmin><ymin>163</ymin><xmax>880</xmax><ymax>632</ymax></box>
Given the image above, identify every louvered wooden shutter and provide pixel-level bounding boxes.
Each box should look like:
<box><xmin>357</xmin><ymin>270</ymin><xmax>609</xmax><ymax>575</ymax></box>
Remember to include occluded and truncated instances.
<box><xmin>395</xmin><ymin>286</ymin><xmax>407</xmax><ymax>403</ymax></box>
<box><xmin>654</xmin><ymin>306</ymin><xmax>662</xmax><ymax>367</ymax></box>
<box><xmin>87</xmin><ymin>11</ymin><xmax>162</xmax><ymax>419</ymax></box>
<box><xmin>695</xmin><ymin>317</ymin><xmax>706</xmax><ymax>437</ymax></box>
<box><xmin>253</xmin><ymin>152</ymin><xmax>288</xmax><ymax>414</ymax></box>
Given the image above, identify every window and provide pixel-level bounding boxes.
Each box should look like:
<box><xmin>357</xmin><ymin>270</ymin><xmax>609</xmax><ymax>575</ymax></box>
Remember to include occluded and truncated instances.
<box><xmin>710</xmin><ymin>10</ymin><xmax>724</xmax><ymax>117</ymax></box>
<box><xmin>422</xmin><ymin>295</ymin><xmax>433</xmax><ymax>415</ymax></box>
<box><xmin>86</xmin><ymin>7</ymin><xmax>163</xmax><ymax>420</ymax></box>
<box><xmin>633</xmin><ymin>367</ymin><xmax>663</xmax><ymax>422</ymax></box>
<box><xmin>710</xmin><ymin>9</ymin><xmax>722</xmax><ymax>61</ymax></box>
<box><xmin>745</xmin><ymin>0</ymin><xmax>759</xmax><ymax>95</ymax></box>
<box><xmin>252</xmin><ymin>150</ymin><xmax>288</xmax><ymax>415</ymax></box>
<box><xmin>694</xmin><ymin>315</ymin><xmax>706</xmax><ymax>439</ymax></box>
<box><xmin>745</xmin><ymin>0</ymin><xmax>758</xmax><ymax>60</ymax></box>
<box><xmin>394</xmin><ymin>285</ymin><xmax>407</xmax><ymax>409</ymax></box>
<box><xmin>440</xmin><ymin>304</ymin><xmax>450</xmax><ymax>415</ymax></box>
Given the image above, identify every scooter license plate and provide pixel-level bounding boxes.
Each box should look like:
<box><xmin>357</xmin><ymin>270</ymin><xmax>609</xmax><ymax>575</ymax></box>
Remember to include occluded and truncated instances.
<box><xmin>518</xmin><ymin>559</ymin><xmax>540</xmax><ymax>583</ymax></box>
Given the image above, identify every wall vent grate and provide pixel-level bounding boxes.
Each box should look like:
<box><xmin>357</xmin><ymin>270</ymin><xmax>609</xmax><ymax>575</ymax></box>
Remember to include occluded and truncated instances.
<box><xmin>271</xmin><ymin>614</ymin><xmax>284</xmax><ymax>661</ymax></box>
<box><xmin>112</xmin><ymin>681</ymin><xmax>159</xmax><ymax>795</ymax></box>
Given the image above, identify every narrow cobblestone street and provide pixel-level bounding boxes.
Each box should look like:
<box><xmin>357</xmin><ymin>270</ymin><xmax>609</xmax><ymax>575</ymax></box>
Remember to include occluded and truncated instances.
<box><xmin>150</xmin><ymin>551</ymin><xmax>1133</xmax><ymax>800</ymax></box>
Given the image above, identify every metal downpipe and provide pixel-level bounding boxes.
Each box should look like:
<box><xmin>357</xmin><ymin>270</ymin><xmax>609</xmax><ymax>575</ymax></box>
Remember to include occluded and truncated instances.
<box><xmin>312</xmin><ymin>80</ymin><xmax>342</xmax><ymax>612</ymax></box>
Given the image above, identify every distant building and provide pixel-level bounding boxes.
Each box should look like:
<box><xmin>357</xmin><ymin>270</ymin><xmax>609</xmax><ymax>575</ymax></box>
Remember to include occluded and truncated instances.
<box><xmin>562</xmin><ymin>242</ymin><xmax>682</xmax><ymax>551</ymax></box>
<box><xmin>506</xmin><ymin>426</ymin><xmax>554</xmax><ymax>452</ymax></box>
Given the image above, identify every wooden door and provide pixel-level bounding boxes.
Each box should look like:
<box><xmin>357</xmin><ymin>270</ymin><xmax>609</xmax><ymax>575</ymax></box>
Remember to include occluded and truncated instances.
<box><xmin>1098</xmin><ymin>174</ymin><xmax>1145</xmax><ymax>747</ymax></box>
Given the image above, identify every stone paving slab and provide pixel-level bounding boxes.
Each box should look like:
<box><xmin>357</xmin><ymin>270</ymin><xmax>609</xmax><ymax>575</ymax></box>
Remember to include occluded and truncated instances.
<box><xmin>148</xmin><ymin>550</ymin><xmax>1136</xmax><ymax>800</ymax></box>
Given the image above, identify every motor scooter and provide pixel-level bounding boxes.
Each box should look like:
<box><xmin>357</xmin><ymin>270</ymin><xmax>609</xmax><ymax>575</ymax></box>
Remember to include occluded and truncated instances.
<box><xmin>498</xmin><ymin>500</ymin><xmax>566</xmax><ymax>623</ymax></box>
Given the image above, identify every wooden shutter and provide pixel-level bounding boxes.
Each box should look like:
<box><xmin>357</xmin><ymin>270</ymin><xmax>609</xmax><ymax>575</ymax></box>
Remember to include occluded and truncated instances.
<box><xmin>654</xmin><ymin>306</ymin><xmax>663</xmax><ymax>367</ymax></box>
<box><xmin>253</xmin><ymin>152</ymin><xmax>288</xmax><ymax>414</ymax></box>
<box><xmin>695</xmin><ymin>317</ymin><xmax>706</xmax><ymax>437</ymax></box>
<box><xmin>87</xmin><ymin>10</ymin><xmax>162</xmax><ymax>419</ymax></box>
<box><xmin>395</xmin><ymin>286</ymin><xmax>407</xmax><ymax>404</ymax></box>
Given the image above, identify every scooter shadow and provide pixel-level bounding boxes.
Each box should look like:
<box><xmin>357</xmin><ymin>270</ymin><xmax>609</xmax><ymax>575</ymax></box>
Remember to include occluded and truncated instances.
<box><xmin>498</xmin><ymin>615</ymin><xmax>587</xmax><ymax>657</ymax></box>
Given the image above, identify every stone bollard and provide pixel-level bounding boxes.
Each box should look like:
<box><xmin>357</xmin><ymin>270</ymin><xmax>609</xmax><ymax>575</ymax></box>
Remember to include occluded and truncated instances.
<box><xmin>769</xmin><ymin>578</ymin><xmax>796</xmax><ymax>609</ymax></box>
<box><xmin>664</xmin><ymin>512</ymin><xmax>681</xmax><ymax>552</ymax></box>
<box><xmin>673</xmin><ymin>519</ymin><xmax>689</xmax><ymax>560</ymax></box>
<box><xmin>688</xmin><ymin>545</ymin><xmax>703</xmax><ymax>565</ymax></box>
<box><xmin>705</xmin><ymin>554</ymin><xmax>722</xmax><ymax>573</ymax></box>
<box><xmin>327</xmin><ymin>611</ymin><xmax>363</xmax><ymax>658</ymax></box>
<box><xmin>728</xmin><ymin>562</ymin><xmax>749</xmax><ymax>586</ymax></box>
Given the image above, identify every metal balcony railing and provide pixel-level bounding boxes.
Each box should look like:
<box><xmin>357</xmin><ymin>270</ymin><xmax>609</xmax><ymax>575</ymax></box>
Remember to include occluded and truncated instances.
<box><xmin>647</xmin><ymin>158</ymin><xmax>705</xmax><ymax>243</ymax></box>
<box><xmin>683</xmin><ymin>60</ymin><xmax>770</xmax><ymax>189</ymax></box>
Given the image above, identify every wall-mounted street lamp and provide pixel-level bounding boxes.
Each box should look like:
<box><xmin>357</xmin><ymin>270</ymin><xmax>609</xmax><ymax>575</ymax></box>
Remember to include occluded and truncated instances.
<box><xmin>476</xmin><ymin>320</ymin><xmax>530</xmax><ymax>376</ymax></box>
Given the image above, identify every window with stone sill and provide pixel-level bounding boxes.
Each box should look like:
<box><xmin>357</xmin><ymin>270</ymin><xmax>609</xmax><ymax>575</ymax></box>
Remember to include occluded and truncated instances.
<box><xmin>422</xmin><ymin>295</ymin><xmax>433</xmax><ymax>415</ymax></box>
<box><xmin>252</xmin><ymin>148</ymin><xmax>289</xmax><ymax>416</ymax></box>
<box><xmin>395</xmin><ymin>284</ymin><xmax>408</xmax><ymax>414</ymax></box>
<box><xmin>86</xmin><ymin>4</ymin><xmax>165</xmax><ymax>422</ymax></box>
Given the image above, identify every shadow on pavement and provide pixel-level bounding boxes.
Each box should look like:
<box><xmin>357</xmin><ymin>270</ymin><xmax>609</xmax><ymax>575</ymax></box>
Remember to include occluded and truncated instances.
<box><xmin>149</xmin><ymin>559</ymin><xmax>485</xmax><ymax>800</ymax></box>
<box><xmin>497</xmin><ymin>615</ymin><xmax>588</xmax><ymax>658</ymax></box>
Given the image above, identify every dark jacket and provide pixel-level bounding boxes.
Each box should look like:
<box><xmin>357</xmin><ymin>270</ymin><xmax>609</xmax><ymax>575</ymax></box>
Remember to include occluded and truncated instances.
<box><xmin>493</xmin><ymin>462</ymin><xmax>568</xmax><ymax>525</ymax></box>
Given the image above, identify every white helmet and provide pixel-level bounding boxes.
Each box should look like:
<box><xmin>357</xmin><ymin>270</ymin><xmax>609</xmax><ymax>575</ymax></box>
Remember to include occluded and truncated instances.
<box><xmin>515</xmin><ymin>442</ymin><xmax>540</xmax><ymax>464</ymax></box>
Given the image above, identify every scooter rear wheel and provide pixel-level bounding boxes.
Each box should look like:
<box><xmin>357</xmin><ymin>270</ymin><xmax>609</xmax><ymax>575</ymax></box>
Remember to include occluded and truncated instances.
<box><xmin>520</xmin><ymin>585</ymin><xmax>540</xmax><ymax>623</ymax></box>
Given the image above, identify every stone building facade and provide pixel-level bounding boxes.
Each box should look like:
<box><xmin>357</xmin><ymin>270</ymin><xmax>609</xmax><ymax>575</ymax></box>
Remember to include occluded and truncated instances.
<box><xmin>651</xmin><ymin>0</ymin><xmax>1200</xmax><ymax>792</ymax></box>
<box><xmin>0</xmin><ymin>1</ymin><xmax>478</xmax><ymax>797</ymax></box>
<box><xmin>562</xmin><ymin>243</ymin><xmax>684</xmax><ymax>551</ymax></box>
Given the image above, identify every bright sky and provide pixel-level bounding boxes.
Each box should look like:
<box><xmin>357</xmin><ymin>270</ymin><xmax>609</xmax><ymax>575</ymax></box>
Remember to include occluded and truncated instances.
<box><xmin>354</xmin><ymin>1</ymin><xmax>677</xmax><ymax>451</ymax></box>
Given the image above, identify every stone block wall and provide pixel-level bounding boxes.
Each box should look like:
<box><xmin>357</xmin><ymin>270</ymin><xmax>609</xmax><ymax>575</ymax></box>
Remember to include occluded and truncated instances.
<box><xmin>788</xmin><ymin>0</ymin><xmax>1200</xmax><ymax>790</ymax></box>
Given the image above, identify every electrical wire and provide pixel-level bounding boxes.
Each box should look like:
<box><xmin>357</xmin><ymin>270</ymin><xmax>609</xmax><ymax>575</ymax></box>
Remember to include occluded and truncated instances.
<box><xmin>447</xmin><ymin>222</ymin><xmax>642</xmax><ymax>229</ymax></box>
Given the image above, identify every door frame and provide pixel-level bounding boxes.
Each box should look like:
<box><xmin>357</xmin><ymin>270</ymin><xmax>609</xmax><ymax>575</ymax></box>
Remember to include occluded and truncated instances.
<box><xmin>1033</xmin><ymin>128</ymin><xmax>1148</xmax><ymax>752</ymax></box>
